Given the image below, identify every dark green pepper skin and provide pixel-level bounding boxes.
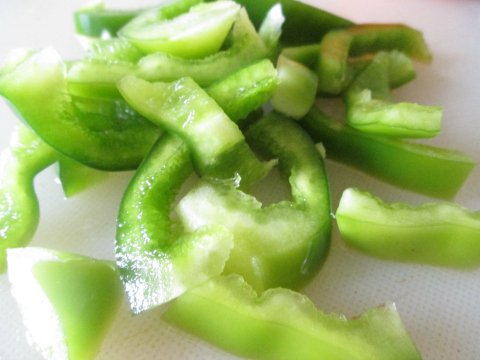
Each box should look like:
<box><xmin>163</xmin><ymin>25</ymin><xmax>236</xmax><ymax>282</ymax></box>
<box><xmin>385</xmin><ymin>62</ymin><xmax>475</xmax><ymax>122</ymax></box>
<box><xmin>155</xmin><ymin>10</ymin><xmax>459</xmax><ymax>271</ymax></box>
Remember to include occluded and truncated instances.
<box><xmin>0</xmin><ymin>48</ymin><xmax>161</xmax><ymax>170</ymax></box>
<box><xmin>115</xmin><ymin>134</ymin><xmax>233</xmax><ymax>314</ymax></box>
<box><xmin>218</xmin><ymin>0</ymin><xmax>353</xmax><ymax>45</ymax></box>
<box><xmin>300</xmin><ymin>107</ymin><xmax>475</xmax><ymax>199</ymax></box>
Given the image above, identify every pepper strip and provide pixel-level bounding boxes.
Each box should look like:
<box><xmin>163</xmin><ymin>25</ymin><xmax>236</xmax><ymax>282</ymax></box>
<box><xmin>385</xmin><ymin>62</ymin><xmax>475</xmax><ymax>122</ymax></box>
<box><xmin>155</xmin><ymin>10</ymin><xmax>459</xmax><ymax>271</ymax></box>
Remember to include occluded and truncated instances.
<box><xmin>0</xmin><ymin>48</ymin><xmax>161</xmax><ymax>170</ymax></box>
<box><xmin>300</xmin><ymin>107</ymin><xmax>475</xmax><ymax>199</ymax></box>
<box><xmin>68</xmin><ymin>8</ymin><xmax>269</xmax><ymax>99</ymax></box>
<box><xmin>120</xmin><ymin>1</ymin><xmax>240</xmax><ymax>58</ymax></box>
<box><xmin>178</xmin><ymin>112</ymin><xmax>331</xmax><ymax>292</ymax></box>
<box><xmin>205</xmin><ymin>58</ymin><xmax>277</xmax><ymax>122</ymax></box>
<box><xmin>225</xmin><ymin>0</ymin><xmax>353</xmax><ymax>45</ymax></box>
<box><xmin>345</xmin><ymin>51</ymin><xmax>442</xmax><ymax>138</ymax></box>
<box><xmin>317</xmin><ymin>24</ymin><xmax>431</xmax><ymax>94</ymax></box>
<box><xmin>337</xmin><ymin>188</ymin><xmax>480</xmax><ymax>268</ymax></box>
<box><xmin>118</xmin><ymin>76</ymin><xmax>270</xmax><ymax>188</ymax></box>
<box><xmin>163</xmin><ymin>274</ymin><xmax>421</xmax><ymax>360</ymax></box>
<box><xmin>8</xmin><ymin>247</ymin><xmax>123</xmax><ymax>360</ymax></box>
<box><xmin>0</xmin><ymin>126</ymin><xmax>56</xmax><ymax>273</ymax></box>
<box><xmin>116</xmin><ymin>134</ymin><xmax>233</xmax><ymax>314</ymax></box>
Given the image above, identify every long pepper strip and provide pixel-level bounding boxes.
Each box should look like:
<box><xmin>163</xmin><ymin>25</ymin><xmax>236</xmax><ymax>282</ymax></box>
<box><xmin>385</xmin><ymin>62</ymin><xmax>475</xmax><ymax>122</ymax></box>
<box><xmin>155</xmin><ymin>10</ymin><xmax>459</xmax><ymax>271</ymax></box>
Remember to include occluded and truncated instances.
<box><xmin>337</xmin><ymin>188</ymin><xmax>480</xmax><ymax>268</ymax></box>
<box><xmin>163</xmin><ymin>274</ymin><xmax>421</xmax><ymax>360</ymax></box>
<box><xmin>300</xmin><ymin>107</ymin><xmax>475</xmax><ymax>199</ymax></box>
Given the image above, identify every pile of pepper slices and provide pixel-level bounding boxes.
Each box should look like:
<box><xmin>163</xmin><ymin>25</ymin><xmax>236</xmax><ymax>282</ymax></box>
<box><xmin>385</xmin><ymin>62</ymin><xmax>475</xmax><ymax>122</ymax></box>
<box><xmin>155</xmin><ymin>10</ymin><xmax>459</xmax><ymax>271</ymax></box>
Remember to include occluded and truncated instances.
<box><xmin>0</xmin><ymin>0</ymin><xmax>478</xmax><ymax>359</ymax></box>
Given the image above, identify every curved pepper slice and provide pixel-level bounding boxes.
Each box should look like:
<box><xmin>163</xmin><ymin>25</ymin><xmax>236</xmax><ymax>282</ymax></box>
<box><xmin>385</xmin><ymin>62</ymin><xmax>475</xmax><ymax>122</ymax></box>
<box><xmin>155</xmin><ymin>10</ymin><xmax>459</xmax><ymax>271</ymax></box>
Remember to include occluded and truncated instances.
<box><xmin>68</xmin><ymin>8</ymin><xmax>269</xmax><ymax>99</ymax></box>
<box><xmin>7</xmin><ymin>247</ymin><xmax>123</xmax><ymax>360</ymax></box>
<box><xmin>345</xmin><ymin>51</ymin><xmax>442</xmax><ymax>138</ymax></box>
<box><xmin>178</xmin><ymin>112</ymin><xmax>331</xmax><ymax>292</ymax></box>
<box><xmin>120</xmin><ymin>1</ymin><xmax>240</xmax><ymax>58</ymax></box>
<box><xmin>0</xmin><ymin>48</ymin><xmax>161</xmax><ymax>170</ymax></box>
<box><xmin>205</xmin><ymin>58</ymin><xmax>278</xmax><ymax>122</ymax></box>
<box><xmin>300</xmin><ymin>107</ymin><xmax>475</xmax><ymax>199</ymax></box>
<box><xmin>118</xmin><ymin>75</ymin><xmax>270</xmax><ymax>188</ymax></box>
<box><xmin>337</xmin><ymin>188</ymin><xmax>480</xmax><ymax>268</ymax></box>
<box><xmin>0</xmin><ymin>126</ymin><xmax>56</xmax><ymax>273</ymax></box>
<box><xmin>135</xmin><ymin>8</ymin><xmax>268</xmax><ymax>87</ymax></box>
<box><xmin>116</xmin><ymin>134</ymin><xmax>233</xmax><ymax>314</ymax></box>
<box><xmin>163</xmin><ymin>274</ymin><xmax>421</xmax><ymax>360</ymax></box>
<box><xmin>317</xmin><ymin>24</ymin><xmax>431</xmax><ymax>94</ymax></box>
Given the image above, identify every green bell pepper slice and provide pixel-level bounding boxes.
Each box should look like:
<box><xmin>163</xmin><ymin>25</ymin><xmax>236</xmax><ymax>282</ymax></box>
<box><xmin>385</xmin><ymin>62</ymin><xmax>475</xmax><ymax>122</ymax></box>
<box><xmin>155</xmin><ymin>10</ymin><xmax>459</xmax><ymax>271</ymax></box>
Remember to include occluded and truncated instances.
<box><xmin>74</xmin><ymin>2</ymin><xmax>141</xmax><ymax>38</ymax></box>
<box><xmin>226</xmin><ymin>0</ymin><xmax>353</xmax><ymax>46</ymax></box>
<box><xmin>84</xmin><ymin>38</ymin><xmax>144</xmax><ymax>64</ymax></box>
<box><xmin>7</xmin><ymin>247</ymin><xmax>123</xmax><ymax>360</ymax></box>
<box><xmin>258</xmin><ymin>4</ymin><xmax>285</xmax><ymax>59</ymax></box>
<box><xmin>0</xmin><ymin>126</ymin><xmax>56</xmax><ymax>273</ymax></box>
<box><xmin>317</xmin><ymin>24</ymin><xmax>431</xmax><ymax>94</ymax></box>
<box><xmin>337</xmin><ymin>188</ymin><xmax>480</xmax><ymax>268</ymax></box>
<box><xmin>68</xmin><ymin>8</ymin><xmax>269</xmax><ymax>99</ymax></box>
<box><xmin>163</xmin><ymin>274</ymin><xmax>421</xmax><ymax>360</ymax></box>
<box><xmin>120</xmin><ymin>1</ymin><xmax>240</xmax><ymax>58</ymax></box>
<box><xmin>300</xmin><ymin>107</ymin><xmax>475</xmax><ymax>199</ymax></box>
<box><xmin>271</xmin><ymin>55</ymin><xmax>318</xmax><ymax>119</ymax></box>
<box><xmin>205</xmin><ymin>58</ymin><xmax>278</xmax><ymax>122</ymax></box>
<box><xmin>178</xmin><ymin>112</ymin><xmax>331</xmax><ymax>292</ymax></box>
<box><xmin>345</xmin><ymin>51</ymin><xmax>442</xmax><ymax>138</ymax></box>
<box><xmin>116</xmin><ymin>134</ymin><xmax>233</xmax><ymax>314</ymax></box>
<box><xmin>0</xmin><ymin>48</ymin><xmax>161</xmax><ymax>170</ymax></box>
<box><xmin>56</xmin><ymin>156</ymin><xmax>109</xmax><ymax>198</ymax></box>
<box><xmin>118</xmin><ymin>75</ymin><xmax>270</xmax><ymax>188</ymax></box>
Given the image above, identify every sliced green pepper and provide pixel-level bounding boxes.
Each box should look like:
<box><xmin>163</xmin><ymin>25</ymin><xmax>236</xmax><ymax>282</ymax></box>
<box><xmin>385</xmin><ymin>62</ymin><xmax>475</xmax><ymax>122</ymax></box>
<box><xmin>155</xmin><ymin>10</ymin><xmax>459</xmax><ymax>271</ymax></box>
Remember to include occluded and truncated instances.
<box><xmin>115</xmin><ymin>134</ymin><xmax>233</xmax><ymax>314</ymax></box>
<box><xmin>135</xmin><ymin>8</ymin><xmax>268</xmax><ymax>86</ymax></box>
<box><xmin>0</xmin><ymin>126</ymin><xmax>56</xmax><ymax>273</ymax></box>
<box><xmin>300</xmin><ymin>107</ymin><xmax>475</xmax><ymax>199</ymax></box>
<box><xmin>56</xmin><ymin>156</ymin><xmax>109</xmax><ymax>198</ymax></box>
<box><xmin>178</xmin><ymin>112</ymin><xmax>331</xmax><ymax>292</ymax></box>
<box><xmin>120</xmin><ymin>1</ymin><xmax>240</xmax><ymax>58</ymax></box>
<box><xmin>68</xmin><ymin>8</ymin><xmax>269</xmax><ymax>99</ymax></box>
<box><xmin>337</xmin><ymin>188</ymin><xmax>480</xmax><ymax>268</ymax></box>
<box><xmin>271</xmin><ymin>55</ymin><xmax>318</xmax><ymax>119</ymax></box>
<box><xmin>74</xmin><ymin>2</ymin><xmax>141</xmax><ymax>38</ymax></box>
<box><xmin>118</xmin><ymin>75</ymin><xmax>270</xmax><ymax>188</ymax></box>
<box><xmin>225</xmin><ymin>0</ymin><xmax>353</xmax><ymax>45</ymax></box>
<box><xmin>0</xmin><ymin>48</ymin><xmax>161</xmax><ymax>170</ymax></box>
<box><xmin>7</xmin><ymin>247</ymin><xmax>123</xmax><ymax>360</ymax></box>
<box><xmin>163</xmin><ymin>274</ymin><xmax>421</xmax><ymax>360</ymax></box>
<box><xmin>345</xmin><ymin>51</ymin><xmax>442</xmax><ymax>138</ymax></box>
<box><xmin>258</xmin><ymin>4</ymin><xmax>285</xmax><ymax>59</ymax></box>
<box><xmin>317</xmin><ymin>24</ymin><xmax>431</xmax><ymax>94</ymax></box>
<box><xmin>205</xmin><ymin>58</ymin><xmax>278</xmax><ymax>122</ymax></box>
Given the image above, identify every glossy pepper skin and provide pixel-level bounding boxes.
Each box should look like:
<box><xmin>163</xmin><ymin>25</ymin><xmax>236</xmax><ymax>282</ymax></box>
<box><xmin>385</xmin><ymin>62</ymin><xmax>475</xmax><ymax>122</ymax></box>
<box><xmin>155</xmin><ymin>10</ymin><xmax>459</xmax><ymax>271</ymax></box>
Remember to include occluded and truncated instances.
<box><xmin>0</xmin><ymin>126</ymin><xmax>56</xmax><ymax>273</ymax></box>
<box><xmin>163</xmin><ymin>274</ymin><xmax>422</xmax><ymax>360</ymax></box>
<box><xmin>118</xmin><ymin>75</ymin><xmax>270</xmax><ymax>188</ymax></box>
<box><xmin>337</xmin><ymin>188</ymin><xmax>480</xmax><ymax>268</ymax></box>
<box><xmin>300</xmin><ymin>107</ymin><xmax>475</xmax><ymax>199</ymax></box>
<box><xmin>0</xmin><ymin>48</ymin><xmax>161</xmax><ymax>170</ymax></box>
<box><xmin>178</xmin><ymin>112</ymin><xmax>332</xmax><ymax>292</ymax></box>
<box><xmin>115</xmin><ymin>134</ymin><xmax>233</xmax><ymax>314</ymax></box>
<box><xmin>8</xmin><ymin>247</ymin><xmax>123</xmax><ymax>360</ymax></box>
<box><xmin>68</xmin><ymin>8</ymin><xmax>269</xmax><ymax>98</ymax></box>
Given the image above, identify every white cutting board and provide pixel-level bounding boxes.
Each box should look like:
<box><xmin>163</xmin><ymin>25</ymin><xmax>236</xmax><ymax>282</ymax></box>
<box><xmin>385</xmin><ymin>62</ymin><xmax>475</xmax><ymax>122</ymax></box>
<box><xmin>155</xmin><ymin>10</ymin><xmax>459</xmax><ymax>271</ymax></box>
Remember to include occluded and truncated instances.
<box><xmin>0</xmin><ymin>0</ymin><xmax>479</xmax><ymax>359</ymax></box>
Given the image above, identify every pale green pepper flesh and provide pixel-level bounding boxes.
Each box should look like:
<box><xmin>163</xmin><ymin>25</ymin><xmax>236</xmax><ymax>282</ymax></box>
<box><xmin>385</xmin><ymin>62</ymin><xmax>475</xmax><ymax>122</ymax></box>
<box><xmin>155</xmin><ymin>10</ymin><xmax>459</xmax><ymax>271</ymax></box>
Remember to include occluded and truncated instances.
<box><xmin>337</xmin><ymin>188</ymin><xmax>480</xmax><ymax>268</ymax></box>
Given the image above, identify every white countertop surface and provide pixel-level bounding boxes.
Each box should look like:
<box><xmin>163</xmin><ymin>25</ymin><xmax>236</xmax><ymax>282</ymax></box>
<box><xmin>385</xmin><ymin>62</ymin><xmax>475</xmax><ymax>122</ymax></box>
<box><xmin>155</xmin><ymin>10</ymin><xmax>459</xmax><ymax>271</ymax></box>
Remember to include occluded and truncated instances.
<box><xmin>1</xmin><ymin>0</ymin><xmax>479</xmax><ymax>359</ymax></box>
